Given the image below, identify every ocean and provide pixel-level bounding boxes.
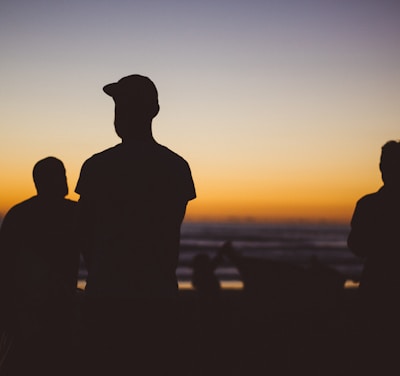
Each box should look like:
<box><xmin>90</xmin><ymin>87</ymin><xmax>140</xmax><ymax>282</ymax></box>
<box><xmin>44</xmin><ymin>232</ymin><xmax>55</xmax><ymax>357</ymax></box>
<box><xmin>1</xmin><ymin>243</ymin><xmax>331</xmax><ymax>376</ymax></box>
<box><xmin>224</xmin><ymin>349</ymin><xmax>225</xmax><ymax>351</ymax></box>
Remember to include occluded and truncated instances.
<box><xmin>177</xmin><ymin>221</ymin><xmax>360</xmax><ymax>289</ymax></box>
<box><xmin>77</xmin><ymin>221</ymin><xmax>362</xmax><ymax>290</ymax></box>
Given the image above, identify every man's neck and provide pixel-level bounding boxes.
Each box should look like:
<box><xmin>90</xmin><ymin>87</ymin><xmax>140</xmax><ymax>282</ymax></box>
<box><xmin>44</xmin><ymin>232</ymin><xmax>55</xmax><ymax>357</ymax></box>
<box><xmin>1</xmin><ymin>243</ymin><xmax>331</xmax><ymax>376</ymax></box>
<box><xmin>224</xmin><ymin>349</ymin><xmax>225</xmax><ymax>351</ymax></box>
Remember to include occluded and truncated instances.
<box><xmin>122</xmin><ymin>132</ymin><xmax>156</xmax><ymax>145</ymax></box>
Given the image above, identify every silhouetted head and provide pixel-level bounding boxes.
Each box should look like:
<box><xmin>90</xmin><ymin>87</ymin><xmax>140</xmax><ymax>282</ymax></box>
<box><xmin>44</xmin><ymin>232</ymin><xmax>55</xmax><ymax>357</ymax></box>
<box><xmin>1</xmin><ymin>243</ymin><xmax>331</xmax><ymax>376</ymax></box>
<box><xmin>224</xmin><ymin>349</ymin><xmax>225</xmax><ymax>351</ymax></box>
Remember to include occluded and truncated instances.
<box><xmin>33</xmin><ymin>157</ymin><xmax>68</xmax><ymax>198</ymax></box>
<box><xmin>103</xmin><ymin>74</ymin><xmax>160</xmax><ymax>140</ymax></box>
<box><xmin>380</xmin><ymin>140</ymin><xmax>400</xmax><ymax>188</ymax></box>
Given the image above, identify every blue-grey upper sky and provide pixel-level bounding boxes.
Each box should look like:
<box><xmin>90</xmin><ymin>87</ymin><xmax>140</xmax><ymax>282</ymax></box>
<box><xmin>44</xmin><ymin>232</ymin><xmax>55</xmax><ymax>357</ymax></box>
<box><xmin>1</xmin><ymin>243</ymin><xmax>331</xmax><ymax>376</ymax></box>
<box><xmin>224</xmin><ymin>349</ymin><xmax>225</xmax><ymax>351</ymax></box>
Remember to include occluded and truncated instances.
<box><xmin>1</xmin><ymin>0</ymin><xmax>400</xmax><ymax>221</ymax></box>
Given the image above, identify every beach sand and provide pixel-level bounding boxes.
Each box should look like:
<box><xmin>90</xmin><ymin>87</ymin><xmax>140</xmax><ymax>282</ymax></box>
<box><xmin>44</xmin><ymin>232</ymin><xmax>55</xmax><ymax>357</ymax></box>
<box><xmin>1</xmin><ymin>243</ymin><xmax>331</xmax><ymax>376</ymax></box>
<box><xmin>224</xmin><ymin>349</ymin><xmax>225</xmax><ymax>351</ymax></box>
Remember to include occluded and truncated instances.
<box><xmin>75</xmin><ymin>276</ymin><xmax>367</xmax><ymax>373</ymax></box>
<box><xmin>176</xmin><ymin>286</ymin><xmax>400</xmax><ymax>375</ymax></box>
<box><xmin>72</xmin><ymin>262</ymin><xmax>388</xmax><ymax>376</ymax></box>
<box><xmin>5</xmin><ymin>285</ymin><xmax>393</xmax><ymax>376</ymax></box>
<box><xmin>173</xmin><ymin>287</ymin><xmax>359</xmax><ymax>376</ymax></box>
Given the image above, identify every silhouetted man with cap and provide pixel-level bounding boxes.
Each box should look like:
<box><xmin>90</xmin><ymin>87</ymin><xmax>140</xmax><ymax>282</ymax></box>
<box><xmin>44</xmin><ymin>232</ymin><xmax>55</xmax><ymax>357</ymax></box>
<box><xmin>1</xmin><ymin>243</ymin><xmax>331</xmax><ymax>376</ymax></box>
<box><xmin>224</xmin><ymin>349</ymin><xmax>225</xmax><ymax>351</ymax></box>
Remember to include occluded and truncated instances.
<box><xmin>75</xmin><ymin>74</ymin><xmax>196</xmax><ymax>374</ymax></box>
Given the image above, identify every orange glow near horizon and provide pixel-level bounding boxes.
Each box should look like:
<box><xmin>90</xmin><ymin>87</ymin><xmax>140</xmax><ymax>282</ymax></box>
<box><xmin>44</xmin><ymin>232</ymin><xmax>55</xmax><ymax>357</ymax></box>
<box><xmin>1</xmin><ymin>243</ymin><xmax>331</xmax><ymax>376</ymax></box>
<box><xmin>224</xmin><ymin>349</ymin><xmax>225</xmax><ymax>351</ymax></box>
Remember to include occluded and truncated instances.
<box><xmin>1</xmin><ymin>192</ymin><xmax>356</xmax><ymax>223</ymax></box>
<box><xmin>184</xmin><ymin>199</ymin><xmax>354</xmax><ymax>223</ymax></box>
<box><xmin>0</xmin><ymin>169</ymin><xmax>381</xmax><ymax>224</ymax></box>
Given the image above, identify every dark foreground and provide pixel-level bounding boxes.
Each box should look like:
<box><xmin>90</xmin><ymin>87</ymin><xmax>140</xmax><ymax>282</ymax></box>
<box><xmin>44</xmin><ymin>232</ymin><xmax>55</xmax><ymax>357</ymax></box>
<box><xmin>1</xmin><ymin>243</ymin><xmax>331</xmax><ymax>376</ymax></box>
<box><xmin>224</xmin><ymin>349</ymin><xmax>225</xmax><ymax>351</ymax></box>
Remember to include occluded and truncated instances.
<box><xmin>175</xmin><ymin>288</ymin><xmax>356</xmax><ymax>376</ymax></box>
<box><xmin>167</xmin><ymin>288</ymin><xmax>398</xmax><ymax>376</ymax></box>
<box><xmin>2</xmin><ymin>287</ymin><xmax>398</xmax><ymax>376</ymax></box>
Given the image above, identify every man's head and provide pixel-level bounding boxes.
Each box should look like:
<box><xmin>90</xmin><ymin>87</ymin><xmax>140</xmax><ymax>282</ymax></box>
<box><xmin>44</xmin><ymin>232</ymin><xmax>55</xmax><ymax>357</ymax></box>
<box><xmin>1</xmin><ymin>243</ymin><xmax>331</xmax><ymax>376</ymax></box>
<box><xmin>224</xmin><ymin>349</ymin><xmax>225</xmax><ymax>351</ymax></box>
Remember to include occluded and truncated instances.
<box><xmin>33</xmin><ymin>157</ymin><xmax>68</xmax><ymax>198</ymax></box>
<box><xmin>380</xmin><ymin>140</ymin><xmax>400</xmax><ymax>188</ymax></box>
<box><xmin>103</xmin><ymin>74</ymin><xmax>160</xmax><ymax>140</ymax></box>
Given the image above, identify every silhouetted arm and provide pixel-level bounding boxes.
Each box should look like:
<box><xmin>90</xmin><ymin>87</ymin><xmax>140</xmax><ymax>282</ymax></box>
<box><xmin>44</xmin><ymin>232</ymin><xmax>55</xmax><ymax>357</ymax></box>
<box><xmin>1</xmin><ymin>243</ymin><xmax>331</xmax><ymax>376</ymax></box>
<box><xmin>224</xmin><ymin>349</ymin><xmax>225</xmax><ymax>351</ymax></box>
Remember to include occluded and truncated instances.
<box><xmin>347</xmin><ymin>196</ymin><xmax>379</xmax><ymax>258</ymax></box>
<box><xmin>161</xmin><ymin>199</ymin><xmax>189</xmax><ymax>274</ymax></box>
<box><xmin>74</xmin><ymin>159</ymin><xmax>98</xmax><ymax>273</ymax></box>
<box><xmin>0</xmin><ymin>211</ymin><xmax>18</xmax><ymax>320</ymax></box>
<box><xmin>75</xmin><ymin>196</ymin><xmax>96</xmax><ymax>272</ymax></box>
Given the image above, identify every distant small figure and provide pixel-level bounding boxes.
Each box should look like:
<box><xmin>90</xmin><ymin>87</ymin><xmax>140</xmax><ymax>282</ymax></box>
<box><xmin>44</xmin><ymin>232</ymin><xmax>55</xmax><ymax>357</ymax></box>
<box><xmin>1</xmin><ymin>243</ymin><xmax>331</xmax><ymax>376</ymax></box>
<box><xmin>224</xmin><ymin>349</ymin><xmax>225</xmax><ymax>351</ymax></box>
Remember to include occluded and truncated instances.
<box><xmin>219</xmin><ymin>241</ymin><xmax>344</xmax><ymax>310</ymax></box>
<box><xmin>0</xmin><ymin>157</ymin><xmax>79</xmax><ymax>376</ymax></box>
<box><xmin>192</xmin><ymin>252</ymin><xmax>223</xmax><ymax>300</ymax></box>
<box><xmin>219</xmin><ymin>240</ymin><xmax>286</xmax><ymax>295</ymax></box>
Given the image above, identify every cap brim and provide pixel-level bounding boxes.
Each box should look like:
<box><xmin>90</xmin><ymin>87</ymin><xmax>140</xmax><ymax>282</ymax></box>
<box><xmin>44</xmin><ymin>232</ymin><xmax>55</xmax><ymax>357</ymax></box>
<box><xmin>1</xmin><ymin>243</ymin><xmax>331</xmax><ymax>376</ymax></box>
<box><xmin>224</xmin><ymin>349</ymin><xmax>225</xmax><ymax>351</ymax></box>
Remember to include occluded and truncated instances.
<box><xmin>103</xmin><ymin>83</ymin><xmax>117</xmax><ymax>97</ymax></box>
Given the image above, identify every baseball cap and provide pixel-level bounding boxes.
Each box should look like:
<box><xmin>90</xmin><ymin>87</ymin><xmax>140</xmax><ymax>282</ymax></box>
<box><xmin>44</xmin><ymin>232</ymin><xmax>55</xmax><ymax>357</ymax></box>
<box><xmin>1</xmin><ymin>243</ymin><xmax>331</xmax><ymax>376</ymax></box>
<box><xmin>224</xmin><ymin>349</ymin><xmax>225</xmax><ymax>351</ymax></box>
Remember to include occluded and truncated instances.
<box><xmin>103</xmin><ymin>74</ymin><xmax>158</xmax><ymax>104</ymax></box>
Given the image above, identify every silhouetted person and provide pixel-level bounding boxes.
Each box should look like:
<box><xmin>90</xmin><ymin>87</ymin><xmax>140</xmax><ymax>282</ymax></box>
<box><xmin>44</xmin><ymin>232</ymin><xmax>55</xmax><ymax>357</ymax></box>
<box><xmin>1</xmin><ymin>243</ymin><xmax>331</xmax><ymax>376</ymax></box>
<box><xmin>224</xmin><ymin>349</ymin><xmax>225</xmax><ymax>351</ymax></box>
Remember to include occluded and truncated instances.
<box><xmin>219</xmin><ymin>241</ymin><xmax>344</xmax><ymax>311</ymax></box>
<box><xmin>75</xmin><ymin>74</ymin><xmax>196</xmax><ymax>375</ymax></box>
<box><xmin>0</xmin><ymin>157</ymin><xmax>79</xmax><ymax>376</ymax></box>
<box><xmin>192</xmin><ymin>252</ymin><xmax>222</xmax><ymax>301</ymax></box>
<box><xmin>348</xmin><ymin>140</ymin><xmax>400</xmax><ymax>373</ymax></box>
<box><xmin>348</xmin><ymin>140</ymin><xmax>400</xmax><ymax>306</ymax></box>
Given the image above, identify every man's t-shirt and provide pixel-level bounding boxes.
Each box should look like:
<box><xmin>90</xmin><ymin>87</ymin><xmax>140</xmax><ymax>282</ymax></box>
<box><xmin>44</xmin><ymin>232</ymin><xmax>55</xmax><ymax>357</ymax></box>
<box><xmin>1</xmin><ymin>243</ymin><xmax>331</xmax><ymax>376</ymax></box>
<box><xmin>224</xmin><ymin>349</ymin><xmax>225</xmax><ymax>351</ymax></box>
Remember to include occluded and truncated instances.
<box><xmin>0</xmin><ymin>196</ymin><xmax>78</xmax><ymax>308</ymax></box>
<box><xmin>348</xmin><ymin>186</ymin><xmax>400</xmax><ymax>292</ymax></box>
<box><xmin>75</xmin><ymin>142</ymin><xmax>196</xmax><ymax>298</ymax></box>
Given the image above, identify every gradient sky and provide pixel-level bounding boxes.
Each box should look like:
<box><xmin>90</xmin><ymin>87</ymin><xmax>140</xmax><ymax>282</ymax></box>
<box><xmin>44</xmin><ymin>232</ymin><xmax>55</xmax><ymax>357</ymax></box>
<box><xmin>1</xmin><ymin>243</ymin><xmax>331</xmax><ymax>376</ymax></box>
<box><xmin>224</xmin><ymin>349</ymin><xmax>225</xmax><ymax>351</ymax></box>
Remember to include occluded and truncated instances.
<box><xmin>1</xmin><ymin>0</ymin><xmax>399</xmax><ymax>223</ymax></box>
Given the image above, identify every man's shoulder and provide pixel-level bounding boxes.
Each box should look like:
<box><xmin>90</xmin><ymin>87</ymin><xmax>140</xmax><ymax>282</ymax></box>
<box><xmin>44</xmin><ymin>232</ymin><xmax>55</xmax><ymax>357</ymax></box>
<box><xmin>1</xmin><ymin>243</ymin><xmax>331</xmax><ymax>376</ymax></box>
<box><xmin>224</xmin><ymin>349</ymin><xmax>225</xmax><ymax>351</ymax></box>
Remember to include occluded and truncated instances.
<box><xmin>83</xmin><ymin>144</ymin><xmax>122</xmax><ymax>165</ymax></box>
<box><xmin>75</xmin><ymin>146</ymin><xmax>121</xmax><ymax>195</ymax></box>
<box><xmin>2</xmin><ymin>197</ymin><xmax>38</xmax><ymax>224</ymax></box>
<box><xmin>155</xmin><ymin>144</ymin><xmax>190</xmax><ymax>167</ymax></box>
<box><xmin>356</xmin><ymin>189</ymin><xmax>383</xmax><ymax>209</ymax></box>
<box><xmin>7</xmin><ymin>197</ymin><xmax>38</xmax><ymax>213</ymax></box>
<box><xmin>358</xmin><ymin>192</ymin><xmax>378</xmax><ymax>202</ymax></box>
<box><xmin>7</xmin><ymin>197</ymin><xmax>76</xmax><ymax>216</ymax></box>
<box><xmin>357</xmin><ymin>193</ymin><xmax>375</xmax><ymax>206</ymax></box>
<box><xmin>78</xmin><ymin>145</ymin><xmax>127</xmax><ymax>181</ymax></box>
<box><xmin>156</xmin><ymin>144</ymin><xmax>196</xmax><ymax>199</ymax></box>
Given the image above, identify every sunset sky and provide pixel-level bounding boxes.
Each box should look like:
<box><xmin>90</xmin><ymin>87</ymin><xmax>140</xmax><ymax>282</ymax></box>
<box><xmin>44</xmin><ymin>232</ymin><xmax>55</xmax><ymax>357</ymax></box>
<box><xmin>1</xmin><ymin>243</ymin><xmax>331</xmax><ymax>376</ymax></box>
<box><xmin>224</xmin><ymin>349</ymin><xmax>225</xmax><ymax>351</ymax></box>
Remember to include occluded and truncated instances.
<box><xmin>1</xmin><ymin>0</ymin><xmax>399</xmax><ymax>223</ymax></box>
